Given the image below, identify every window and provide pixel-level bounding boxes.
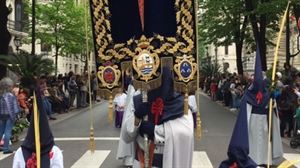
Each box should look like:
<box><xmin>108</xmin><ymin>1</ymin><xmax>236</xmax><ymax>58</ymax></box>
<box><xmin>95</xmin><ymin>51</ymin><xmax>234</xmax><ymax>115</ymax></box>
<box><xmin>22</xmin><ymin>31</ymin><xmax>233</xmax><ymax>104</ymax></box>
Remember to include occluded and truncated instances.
<box><xmin>15</xmin><ymin>0</ymin><xmax>23</xmax><ymax>31</ymax></box>
<box><xmin>225</xmin><ymin>46</ymin><xmax>228</xmax><ymax>55</ymax></box>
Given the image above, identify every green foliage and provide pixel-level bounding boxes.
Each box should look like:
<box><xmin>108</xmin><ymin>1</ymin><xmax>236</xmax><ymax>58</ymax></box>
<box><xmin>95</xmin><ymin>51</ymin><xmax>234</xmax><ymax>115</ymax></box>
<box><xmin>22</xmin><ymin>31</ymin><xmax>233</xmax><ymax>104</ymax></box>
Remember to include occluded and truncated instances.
<box><xmin>34</xmin><ymin>0</ymin><xmax>91</xmax><ymax>55</ymax></box>
<box><xmin>199</xmin><ymin>0</ymin><xmax>288</xmax><ymax>49</ymax></box>
<box><xmin>24</xmin><ymin>0</ymin><xmax>93</xmax><ymax>73</ymax></box>
<box><xmin>199</xmin><ymin>0</ymin><xmax>294</xmax><ymax>73</ymax></box>
<box><xmin>11</xmin><ymin>116</ymin><xmax>30</xmax><ymax>142</ymax></box>
<box><xmin>198</xmin><ymin>41</ymin><xmax>206</xmax><ymax>59</ymax></box>
<box><xmin>0</xmin><ymin>52</ymin><xmax>55</xmax><ymax>78</ymax></box>
<box><xmin>199</xmin><ymin>0</ymin><xmax>245</xmax><ymax>46</ymax></box>
<box><xmin>200</xmin><ymin>62</ymin><xmax>222</xmax><ymax>78</ymax></box>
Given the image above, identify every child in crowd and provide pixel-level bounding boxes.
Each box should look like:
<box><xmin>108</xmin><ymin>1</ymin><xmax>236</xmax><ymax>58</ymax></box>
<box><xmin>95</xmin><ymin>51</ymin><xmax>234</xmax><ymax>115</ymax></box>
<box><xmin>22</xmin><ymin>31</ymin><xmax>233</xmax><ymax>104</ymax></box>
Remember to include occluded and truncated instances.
<box><xmin>113</xmin><ymin>89</ymin><xmax>127</xmax><ymax>128</ymax></box>
<box><xmin>210</xmin><ymin>79</ymin><xmax>218</xmax><ymax>101</ymax></box>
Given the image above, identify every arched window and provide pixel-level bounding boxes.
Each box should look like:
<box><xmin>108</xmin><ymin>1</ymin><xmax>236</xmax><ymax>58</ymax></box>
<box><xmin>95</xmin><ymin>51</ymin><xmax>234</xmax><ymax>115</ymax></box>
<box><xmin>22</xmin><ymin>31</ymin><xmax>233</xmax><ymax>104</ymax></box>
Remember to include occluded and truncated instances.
<box><xmin>15</xmin><ymin>0</ymin><xmax>23</xmax><ymax>31</ymax></box>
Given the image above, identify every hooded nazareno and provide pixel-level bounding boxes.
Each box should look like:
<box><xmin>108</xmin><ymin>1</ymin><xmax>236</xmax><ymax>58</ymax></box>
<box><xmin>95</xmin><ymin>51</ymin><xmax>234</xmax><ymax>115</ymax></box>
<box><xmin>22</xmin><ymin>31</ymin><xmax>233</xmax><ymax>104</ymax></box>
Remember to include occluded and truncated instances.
<box><xmin>21</xmin><ymin>84</ymin><xmax>54</xmax><ymax>168</ymax></box>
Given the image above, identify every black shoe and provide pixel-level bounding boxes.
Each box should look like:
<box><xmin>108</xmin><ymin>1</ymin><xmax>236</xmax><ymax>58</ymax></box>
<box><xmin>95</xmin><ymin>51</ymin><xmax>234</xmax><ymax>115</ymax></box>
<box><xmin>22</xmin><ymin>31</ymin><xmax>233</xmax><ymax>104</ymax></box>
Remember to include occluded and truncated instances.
<box><xmin>49</xmin><ymin>117</ymin><xmax>57</xmax><ymax>120</ymax></box>
<box><xmin>3</xmin><ymin>150</ymin><xmax>13</xmax><ymax>154</ymax></box>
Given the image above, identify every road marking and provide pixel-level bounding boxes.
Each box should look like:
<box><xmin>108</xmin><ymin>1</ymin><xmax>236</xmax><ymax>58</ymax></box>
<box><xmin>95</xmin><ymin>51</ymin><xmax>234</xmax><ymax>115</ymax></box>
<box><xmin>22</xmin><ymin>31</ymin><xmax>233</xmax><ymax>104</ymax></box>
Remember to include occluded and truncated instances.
<box><xmin>192</xmin><ymin>151</ymin><xmax>213</xmax><ymax>168</ymax></box>
<box><xmin>69</xmin><ymin>150</ymin><xmax>210</xmax><ymax>167</ymax></box>
<box><xmin>0</xmin><ymin>152</ymin><xmax>14</xmax><ymax>161</ymax></box>
<box><xmin>53</xmin><ymin>137</ymin><xmax>120</xmax><ymax>141</ymax></box>
<box><xmin>283</xmin><ymin>153</ymin><xmax>300</xmax><ymax>168</ymax></box>
<box><xmin>71</xmin><ymin>150</ymin><xmax>110</xmax><ymax>168</ymax></box>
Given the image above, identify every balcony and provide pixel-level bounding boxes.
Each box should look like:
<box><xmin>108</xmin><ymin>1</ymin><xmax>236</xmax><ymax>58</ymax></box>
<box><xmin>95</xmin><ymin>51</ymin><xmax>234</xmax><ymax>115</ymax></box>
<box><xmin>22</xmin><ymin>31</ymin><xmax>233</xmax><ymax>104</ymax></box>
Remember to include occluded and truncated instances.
<box><xmin>7</xmin><ymin>19</ymin><xmax>29</xmax><ymax>37</ymax></box>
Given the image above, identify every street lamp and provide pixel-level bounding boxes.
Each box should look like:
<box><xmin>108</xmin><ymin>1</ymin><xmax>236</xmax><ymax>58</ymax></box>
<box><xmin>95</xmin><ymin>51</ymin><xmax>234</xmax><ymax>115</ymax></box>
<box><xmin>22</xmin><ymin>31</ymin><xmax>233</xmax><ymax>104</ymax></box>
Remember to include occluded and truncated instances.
<box><xmin>14</xmin><ymin>37</ymin><xmax>21</xmax><ymax>54</ymax></box>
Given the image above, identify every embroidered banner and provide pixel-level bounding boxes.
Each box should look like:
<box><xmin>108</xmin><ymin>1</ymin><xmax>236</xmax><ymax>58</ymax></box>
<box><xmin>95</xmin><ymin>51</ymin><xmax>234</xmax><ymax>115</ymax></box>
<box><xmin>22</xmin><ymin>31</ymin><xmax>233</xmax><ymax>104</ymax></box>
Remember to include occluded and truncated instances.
<box><xmin>90</xmin><ymin>0</ymin><xmax>198</xmax><ymax>97</ymax></box>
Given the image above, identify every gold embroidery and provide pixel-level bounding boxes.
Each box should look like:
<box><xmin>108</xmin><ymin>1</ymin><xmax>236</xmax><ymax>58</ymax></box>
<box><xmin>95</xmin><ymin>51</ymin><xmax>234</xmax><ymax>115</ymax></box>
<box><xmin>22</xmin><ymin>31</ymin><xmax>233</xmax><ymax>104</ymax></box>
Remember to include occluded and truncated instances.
<box><xmin>97</xmin><ymin>65</ymin><xmax>121</xmax><ymax>89</ymax></box>
<box><xmin>90</xmin><ymin>0</ymin><xmax>196</xmax><ymax>61</ymax></box>
<box><xmin>132</xmin><ymin>50</ymin><xmax>160</xmax><ymax>82</ymax></box>
<box><xmin>174</xmin><ymin>55</ymin><xmax>197</xmax><ymax>83</ymax></box>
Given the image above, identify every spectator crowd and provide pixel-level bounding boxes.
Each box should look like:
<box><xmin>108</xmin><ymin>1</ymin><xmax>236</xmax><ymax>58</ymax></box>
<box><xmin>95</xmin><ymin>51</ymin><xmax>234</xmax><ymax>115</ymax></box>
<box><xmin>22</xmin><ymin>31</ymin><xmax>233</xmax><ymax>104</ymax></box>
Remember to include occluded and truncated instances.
<box><xmin>0</xmin><ymin>71</ymin><xmax>99</xmax><ymax>154</ymax></box>
<box><xmin>202</xmin><ymin>64</ymin><xmax>300</xmax><ymax>139</ymax></box>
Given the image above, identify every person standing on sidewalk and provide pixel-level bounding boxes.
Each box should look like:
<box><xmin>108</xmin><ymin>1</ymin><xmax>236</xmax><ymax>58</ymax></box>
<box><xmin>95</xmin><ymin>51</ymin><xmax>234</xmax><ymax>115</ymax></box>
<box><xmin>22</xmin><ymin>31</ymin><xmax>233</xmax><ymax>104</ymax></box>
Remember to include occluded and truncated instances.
<box><xmin>210</xmin><ymin>78</ymin><xmax>218</xmax><ymax>101</ymax></box>
<box><xmin>295</xmin><ymin>98</ymin><xmax>300</xmax><ymax>132</ymax></box>
<box><xmin>80</xmin><ymin>75</ymin><xmax>88</xmax><ymax>108</ymax></box>
<box><xmin>68</xmin><ymin>76</ymin><xmax>77</xmax><ymax>109</ymax></box>
<box><xmin>0</xmin><ymin>77</ymin><xmax>20</xmax><ymax>154</ymax></box>
<box><xmin>39</xmin><ymin>77</ymin><xmax>56</xmax><ymax>120</ymax></box>
<box><xmin>75</xmin><ymin>75</ymin><xmax>83</xmax><ymax>109</ymax></box>
<box><xmin>91</xmin><ymin>72</ymin><xmax>98</xmax><ymax>102</ymax></box>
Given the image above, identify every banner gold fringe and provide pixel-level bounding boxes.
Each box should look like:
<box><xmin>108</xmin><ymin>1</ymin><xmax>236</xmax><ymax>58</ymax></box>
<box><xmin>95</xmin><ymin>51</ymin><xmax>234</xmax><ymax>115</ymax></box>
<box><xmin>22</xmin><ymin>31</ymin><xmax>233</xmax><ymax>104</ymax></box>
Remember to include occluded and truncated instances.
<box><xmin>89</xmin><ymin>127</ymin><xmax>95</xmax><ymax>153</ymax></box>
<box><xmin>267</xmin><ymin>2</ymin><xmax>290</xmax><ymax>168</ymax></box>
<box><xmin>108</xmin><ymin>95</ymin><xmax>113</xmax><ymax>123</ymax></box>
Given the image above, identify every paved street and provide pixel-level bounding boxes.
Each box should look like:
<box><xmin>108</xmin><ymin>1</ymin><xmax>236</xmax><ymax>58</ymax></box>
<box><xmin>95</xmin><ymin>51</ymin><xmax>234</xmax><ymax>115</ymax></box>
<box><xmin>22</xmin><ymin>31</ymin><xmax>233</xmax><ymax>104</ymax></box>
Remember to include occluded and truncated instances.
<box><xmin>0</xmin><ymin>94</ymin><xmax>300</xmax><ymax>168</ymax></box>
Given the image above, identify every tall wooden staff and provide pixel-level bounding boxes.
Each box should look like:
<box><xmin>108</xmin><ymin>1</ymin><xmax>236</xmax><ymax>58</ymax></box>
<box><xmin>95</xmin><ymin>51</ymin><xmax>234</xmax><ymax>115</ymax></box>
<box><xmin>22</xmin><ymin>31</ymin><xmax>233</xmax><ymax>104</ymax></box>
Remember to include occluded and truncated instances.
<box><xmin>33</xmin><ymin>93</ymin><xmax>41</xmax><ymax>168</ymax></box>
<box><xmin>267</xmin><ymin>2</ymin><xmax>290</xmax><ymax>167</ymax></box>
<box><xmin>193</xmin><ymin>0</ymin><xmax>202</xmax><ymax>139</ymax></box>
<box><xmin>142</xmin><ymin>88</ymin><xmax>150</xmax><ymax>168</ymax></box>
<box><xmin>84</xmin><ymin>0</ymin><xmax>95</xmax><ymax>152</ymax></box>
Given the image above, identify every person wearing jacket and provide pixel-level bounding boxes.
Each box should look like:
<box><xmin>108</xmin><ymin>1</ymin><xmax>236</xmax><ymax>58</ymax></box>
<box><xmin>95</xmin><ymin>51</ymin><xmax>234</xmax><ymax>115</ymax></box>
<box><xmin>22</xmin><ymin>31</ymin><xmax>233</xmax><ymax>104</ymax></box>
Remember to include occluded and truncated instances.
<box><xmin>0</xmin><ymin>77</ymin><xmax>20</xmax><ymax>154</ymax></box>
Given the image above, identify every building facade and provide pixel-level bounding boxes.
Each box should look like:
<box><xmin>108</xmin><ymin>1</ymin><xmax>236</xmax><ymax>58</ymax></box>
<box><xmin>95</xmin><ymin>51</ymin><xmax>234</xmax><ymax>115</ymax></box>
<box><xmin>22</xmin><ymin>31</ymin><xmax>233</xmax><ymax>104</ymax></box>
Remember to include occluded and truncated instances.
<box><xmin>206</xmin><ymin>44</ymin><xmax>239</xmax><ymax>74</ymax></box>
<box><xmin>6</xmin><ymin>0</ymin><xmax>96</xmax><ymax>76</ymax></box>
<box><xmin>207</xmin><ymin>18</ymin><xmax>300</xmax><ymax>75</ymax></box>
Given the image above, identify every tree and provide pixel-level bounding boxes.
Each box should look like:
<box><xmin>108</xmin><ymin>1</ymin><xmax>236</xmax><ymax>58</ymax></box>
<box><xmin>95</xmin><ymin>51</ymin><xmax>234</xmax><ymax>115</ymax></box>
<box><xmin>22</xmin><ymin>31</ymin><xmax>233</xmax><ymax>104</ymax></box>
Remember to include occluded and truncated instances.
<box><xmin>24</xmin><ymin>0</ymin><xmax>91</xmax><ymax>75</ymax></box>
<box><xmin>244</xmin><ymin>0</ymin><xmax>287</xmax><ymax>71</ymax></box>
<box><xmin>200</xmin><ymin>62</ymin><xmax>222</xmax><ymax>78</ymax></box>
<box><xmin>199</xmin><ymin>0</ymin><xmax>248</xmax><ymax>75</ymax></box>
<box><xmin>199</xmin><ymin>0</ymin><xmax>293</xmax><ymax>73</ymax></box>
<box><xmin>0</xmin><ymin>51</ymin><xmax>55</xmax><ymax>87</ymax></box>
<box><xmin>0</xmin><ymin>0</ymin><xmax>11</xmax><ymax>79</ymax></box>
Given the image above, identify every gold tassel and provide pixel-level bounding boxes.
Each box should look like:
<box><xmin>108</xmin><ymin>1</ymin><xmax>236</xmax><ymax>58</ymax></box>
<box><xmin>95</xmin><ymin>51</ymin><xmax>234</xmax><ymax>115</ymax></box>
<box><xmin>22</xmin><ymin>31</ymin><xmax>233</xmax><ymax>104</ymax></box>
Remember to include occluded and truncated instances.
<box><xmin>89</xmin><ymin>127</ymin><xmax>95</xmax><ymax>152</ymax></box>
<box><xmin>184</xmin><ymin>92</ymin><xmax>189</xmax><ymax>115</ymax></box>
<box><xmin>108</xmin><ymin>95</ymin><xmax>113</xmax><ymax>123</ymax></box>
<box><xmin>196</xmin><ymin>112</ymin><xmax>202</xmax><ymax>139</ymax></box>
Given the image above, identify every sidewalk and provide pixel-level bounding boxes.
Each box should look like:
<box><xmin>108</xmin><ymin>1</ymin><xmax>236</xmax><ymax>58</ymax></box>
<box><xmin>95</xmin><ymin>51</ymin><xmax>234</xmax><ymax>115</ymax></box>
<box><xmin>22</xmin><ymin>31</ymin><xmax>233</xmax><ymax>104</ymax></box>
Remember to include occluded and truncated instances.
<box><xmin>200</xmin><ymin>91</ymin><xmax>300</xmax><ymax>153</ymax></box>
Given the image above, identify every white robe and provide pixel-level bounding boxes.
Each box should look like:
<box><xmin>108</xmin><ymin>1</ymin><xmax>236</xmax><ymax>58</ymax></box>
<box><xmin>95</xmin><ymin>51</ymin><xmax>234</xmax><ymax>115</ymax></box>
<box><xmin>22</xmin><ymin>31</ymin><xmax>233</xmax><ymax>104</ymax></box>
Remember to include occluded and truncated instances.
<box><xmin>116</xmin><ymin>85</ymin><xmax>138</xmax><ymax>166</ymax></box>
<box><xmin>162</xmin><ymin>110</ymin><xmax>194</xmax><ymax>168</ymax></box>
<box><xmin>188</xmin><ymin>95</ymin><xmax>198</xmax><ymax>113</ymax></box>
<box><xmin>113</xmin><ymin>93</ymin><xmax>127</xmax><ymax>111</ymax></box>
<box><xmin>12</xmin><ymin>145</ymin><xmax>64</xmax><ymax>168</ymax></box>
<box><xmin>247</xmin><ymin>103</ymin><xmax>283</xmax><ymax>165</ymax></box>
<box><xmin>122</xmin><ymin>93</ymin><xmax>194</xmax><ymax>168</ymax></box>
